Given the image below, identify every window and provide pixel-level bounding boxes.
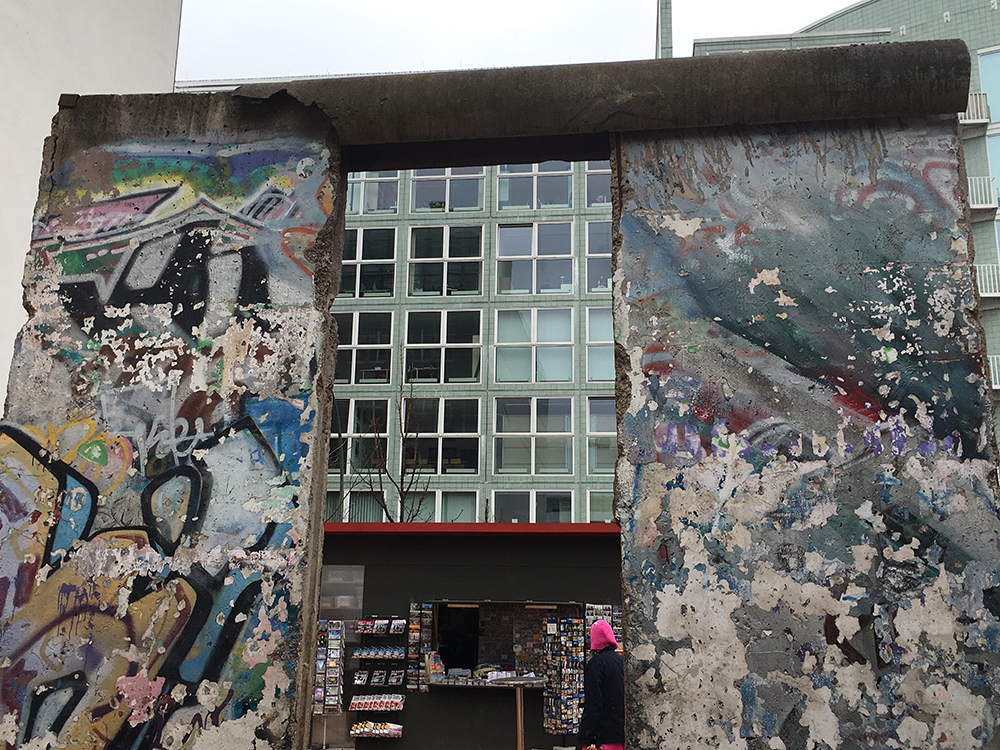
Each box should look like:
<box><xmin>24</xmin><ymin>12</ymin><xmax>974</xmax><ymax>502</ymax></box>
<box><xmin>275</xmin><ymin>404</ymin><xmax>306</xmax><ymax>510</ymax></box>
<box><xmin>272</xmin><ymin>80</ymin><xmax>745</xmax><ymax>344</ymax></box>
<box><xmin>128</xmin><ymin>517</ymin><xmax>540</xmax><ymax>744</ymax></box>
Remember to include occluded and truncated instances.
<box><xmin>347</xmin><ymin>491</ymin><xmax>387</xmax><ymax>522</ymax></box>
<box><xmin>587</xmin><ymin>490</ymin><xmax>614</xmax><ymax>523</ymax></box>
<box><xmin>405</xmin><ymin>310</ymin><xmax>481</xmax><ymax>383</ymax></box>
<box><xmin>586</xmin><ymin>221</ymin><xmax>612</xmax><ymax>293</ymax></box>
<box><xmin>494</xmin><ymin>397</ymin><xmax>572</xmax><ymax>474</ymax></box>
<box><xmin>587</xmin><ymin>307</ymin><xmax>615</xmax><ymax>382</ymax></box>
<box><xmin>492</xmin><ymin>490</ymin><xmax>573</xmax><ymax>523</ymax></box>
<box><xmin>495</xmin><ymin>308</ymin><xmax>572</xmax><ymax>383</ymax></box>
<box><xmin>498</xmin><ymin>162</ymin><xmax>573</xmax><ymax>210</ymax></box>
<box><xmin>346</xmin><ymin>171</ymin><xmax>399</xmax><ymax>215</ymax></box>
<box><xmin>411</xmin><ymin>167</ymin><xmax>485</xmax><ymax>212</ymax></box>
<box><xmin>586</xmin><ymin>161</ymin><xmax>612</xmax><ymax>207</ymax></box>
<box><xmin>400</xmin><ymin>490</ymin><xmax>480</xmax><ymax>522</ymax></box>
<box><xmin>588</xmin><ymin>397</ymin><xmax>617</xmax><ymax>475</ymax></box>
<box><xmin>408</xmin><ymin>225</ymin><xmax>482</xmax><ymax>296</ymax></box>
<box><xmin>333</xmin><ymin>311</ymin><xmax>392</xmax><ymax>384</ymax></box>
<box><xmin>339</xmin><ymin>228</ymin><xmax>395</xmax><ymax>298</ymax></box>
<box><xmin>402</xmin><ymin>398</ymin><xmax>480</xmax><ymax>474</ymax></box>
<box><xmin>329</xmin><ymin>398</ymin><xmax>390</xmax><ymax>474</ymax></box>
<box><xmin>497</xmin><ymin>222</ymin><xmax>573</xmax><ymax>295</ymax></box>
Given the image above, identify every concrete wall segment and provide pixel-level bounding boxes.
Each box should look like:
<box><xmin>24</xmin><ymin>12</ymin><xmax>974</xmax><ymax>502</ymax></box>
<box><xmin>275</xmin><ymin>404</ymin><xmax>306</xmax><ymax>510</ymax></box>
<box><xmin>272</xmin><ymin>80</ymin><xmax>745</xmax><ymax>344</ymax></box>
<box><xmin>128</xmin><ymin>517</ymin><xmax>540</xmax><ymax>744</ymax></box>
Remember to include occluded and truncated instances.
<box><xmin>614</xmin><ymin>116</ymin><xmax>1000</xmax><ymax>747</ymax></box>
<box><xmin>2</xmin><ymin>93</ymin><xmax>342</xmax><ymax>750</ymax></box>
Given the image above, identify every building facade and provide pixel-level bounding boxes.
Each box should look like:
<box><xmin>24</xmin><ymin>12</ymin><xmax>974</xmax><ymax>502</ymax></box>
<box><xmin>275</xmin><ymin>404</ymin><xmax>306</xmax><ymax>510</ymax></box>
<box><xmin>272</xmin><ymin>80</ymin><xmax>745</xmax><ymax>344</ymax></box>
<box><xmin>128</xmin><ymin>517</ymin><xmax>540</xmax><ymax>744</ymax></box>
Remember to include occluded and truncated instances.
<box><xmin>326</xmin><ymin>162</ymin><xmax>617</xmax><ymax>524</ymax></box>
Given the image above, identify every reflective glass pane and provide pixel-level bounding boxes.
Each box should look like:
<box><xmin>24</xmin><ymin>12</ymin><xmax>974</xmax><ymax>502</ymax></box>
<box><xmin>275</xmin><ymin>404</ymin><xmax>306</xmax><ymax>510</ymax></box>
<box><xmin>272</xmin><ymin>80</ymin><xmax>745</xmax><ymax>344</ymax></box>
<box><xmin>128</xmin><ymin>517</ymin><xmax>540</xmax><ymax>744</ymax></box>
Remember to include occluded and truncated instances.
<box><xmin>402</xmin><ymin>492</ymin><xmax>435</xmax><ymax>522</ymax></box>
<box><xmin>338</xmin><ymin>265</ymin><xmax>356</xmax><ymax>297</ymax></box>
<box><xmin>450</xmin><ymin>178</ymin><xmax>484</xmax><ymax>211</ymax></box>
<box><xmin>412</xmin><ymin>179</ymin><xmax>446</xmax><ymax>212</ymax></box>
<box><xmin>588</xmin><ymin>160</ymin><xmax>611</xmax><ymax>170</ymax></box>
<box><xmin>358</xmin><ymin>312</ymin><xmax>391</xmax><ymax>344</ymax></box>
<box><xmin>588</xmin><ymin>221</ymin><xmax>612</xmax><ymax>255</ymax></box>
<box><xmin>494</xmin><ymin>491</ymin><xmax>530</xmax><ymax>523</ymax></box>
<box><xmin>346</xmin><ymin>183</ymin><xmax>360</xmax><ymax>215</ymax></box>
<box><xmin>498</xmin><ymin>176</ymin><xmax>533</xmax><ymax>210</ymax></box>
<box><xmin>442</xmin><ymin>437</ymin><xmax>478</xmax><ymax>473</ymax></box>
<box><xmin>499</xmin><ymin>164</ymin><xmax>532</xmax><ymax>173</ymax></box>
<box><xmin>406</xmin><ymin>348</ymin><xmax>441</xmax><ymax>382</ymax></box>
<box><xmin>414</xmin><ymin>168</ymin><xmax>446</xmax><ymax>176</ymax></box>
<box><xmin>444</xmin><ymin>349</ymin><xmax>480</xmax><ymax>382</ymax></box>
<box><xmin>329</xmin><ymin>436</ymin><xmax>347</xmax><ymax>472</ymax></box>
<box><xmin>442</xmin><ymin>491</ymin><xmax>477</xmax><ymax>522</ymax></box>
<box><xmin>536</xmin><ymin>258</ymin><xmax>573</xmax><ymax>294</ymax></box>
<box><xmin>537</xmin><ymin>308</ymin><xmax>571</xmax><ymax>342</ymax></box>
<box><xmin>494</xmin><ymin>438</ymin><xmax>532</xmax><ymax>476</ymax></box>
<box><xmin>497</xmin><ymin>225</ymin><xmax>533</xmax><ymax>257</ymax></box>
<box><xmin>587</xmin><ymin>173</ymin><xmax>612</xmax><ymax>207</ymax></box>
<box><xmin>359</xmin><ymin>264</ymin><xmax>393</xmax><ymax>297</ymax></box>
<box><xmin>451</xmin><ymin>167</ymin><xmax>483</xmax><ymax>176</ymax></box>
<box><xmin>536</xmin><ymin>346</ymin><xmax>572</xmax><ymax>382</ymax></box>
<box><xmin>447</xmin><ymin>262</ymin><xmax>481</xmax><ymax>295</ymax></box>
<box><xmin>587</xmin><ymin>345</ymin><xmax>615</xmax><ymax>382</ymax></box>
<box><xmin>536</xmin><ymin>492</ymin><xmax>571</xmax><ymax>523</ymax></box>
<box><xmin>352</xmin><ymin>437</ymin><xmax>387</xmax><ymax>472</ymax></box>
<box><xmin>354</xmin><ymin>400</ymin><xmax>388</xmax><ymax>433</ymax></box>
<box><xmin>981</xmin><ymin>51</ymin><xmax>1000</xmax><ymax>118</ymax></box>
<box><xmin>496</xmin><ymin>347</ymin><xmax>531</xmax><ymax>382</ymax></box>
<box><xmin>497</xmin><ymin>260</ymin><xmax>532</xmax><ymax>294</ymax></box>
<box><xmin>537</xmin><ymin>398</ymin><xmax>572</xmax><ymax>432</ymax></box>
<box><xmin>410</xmin><ymin>263</ymin><xmax>444</xmax><ymax>296</ymax></box>
<box><xmin>588</xmin><ymin>307</ymin><xmax>613</xmax><ymax>341</ymax></box>
<box><xmin>361</xmin><ymin>229</ymin><xmax>395</xmax><ymax>259</ymax></box>
<box><xmin>348</xmin><ymin>491</ymin><xmax>384</xmax><ymax>522</ymax></box>
<box><xmin>539</xmin><ymin>161</ymin><xmax>571</xmax><ymax>172</ymax></box>
<box><xmin>537</xmin><ymin>223</ymin><xmax>571</xmax><ymax>255</ymax></box>
<box><xmin>402</xmin><ymin>437</ymin><xmax>437</xmax><ymax>472</ymax></box>
<box><xmin>343</xmin><ymin>229</ymin><xmax>358</xmax><ymax>261</ymax></box>
<box><xmin>536</xmin><ymin>175</ymin><xmax>571</xmax><ymax>209</ymax></box>
<box><xmin>446</xmin><ymin>311</ymin><xmax>480</xmax><ymax>343</ymax></box>
<box><xmin>355</xmin><ymin>349</ymin><xmax>391</xmax><ymax>383</ymax></box>
<box><xmin>325</xmin><ymin>490</ymin><xmax>344</xmax><ymax>522</ymax></box>
<box><xmin>411</xmin><ymin>227</ymin><xmax>444</xmax><ymax>258</ymax></box>
<box><xmin>496</xmin><ymin>309</ymin><xmax>531</xmax><ymax>342</ymax></box>
<box><xmin>443</xmin><ymin>400</ymin><xmax>479</xmax><ymax>432</ymax></box>
<box><xmin>495</xmin><ymin>398</ymin><xmax>531</xmax><ymax>432</ymax></box>
<box><xmin>448</xmin><ymin>226</ymin><xmax>482</xmax><ymax>257</ymax></box>
<box><xmin>330</xmin><ymin>399</ymin><xmax>350</xmax><ymax>434</ymax></box>
<box><xmin>587</xmin><ymin>257</ymin><xmax>612</xmax><ymax>293</ymax></box>
<box><xmin>589</xmin><ymin>491</ymin><xmax>614</xmax><ymax>523</ymax></box>
<box><xmin>535</xmin><ymin>436</ymin><xmax>572</xmax><ymax>474</ymax></box>
<box><xmin>589</xmin><ymin>397</ymin><xmax>616</xmax><ymax>432</ymax></box>
<box><xmin>371</xmin><ymin>171</ymin><xmax>398</xmax><ymax>178</ymax></box>
<box><xmin>405</xmin><ymin>398</ymin><xmax>439</xmax><ymax>433</ymax></box>
<box><xmin>588</xmin><ymin>436</ymin><xmax>617</xmax><ymax>474</ymax></box>
<box><xmin>364</xmin><ymin>181</ymin><xmax>398</xmax><ymax>213</ymax></box>
<box><xmin>334</xmin><ymin>349</ymin><xmax>352</xmax><ymax>383</ymax></box>
<box><xmin>407</xmin><ymin>311</ymin><xmax>441</xmax><ymax>343</ymax></box>
<box><xmin>333</xmin><ymin>313</ymin><xmax>353</xmax><ymax>345</ymax></box>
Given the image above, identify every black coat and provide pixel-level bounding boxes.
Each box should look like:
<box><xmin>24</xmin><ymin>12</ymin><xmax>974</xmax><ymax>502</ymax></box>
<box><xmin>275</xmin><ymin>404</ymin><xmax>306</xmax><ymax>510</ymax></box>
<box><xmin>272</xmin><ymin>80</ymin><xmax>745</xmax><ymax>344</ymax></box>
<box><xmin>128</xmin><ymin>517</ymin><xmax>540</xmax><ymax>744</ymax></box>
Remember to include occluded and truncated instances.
<box><xmin>578</xmin><ymin>645</ymin><xmax>625</xmax><ymax>747</ymax></box>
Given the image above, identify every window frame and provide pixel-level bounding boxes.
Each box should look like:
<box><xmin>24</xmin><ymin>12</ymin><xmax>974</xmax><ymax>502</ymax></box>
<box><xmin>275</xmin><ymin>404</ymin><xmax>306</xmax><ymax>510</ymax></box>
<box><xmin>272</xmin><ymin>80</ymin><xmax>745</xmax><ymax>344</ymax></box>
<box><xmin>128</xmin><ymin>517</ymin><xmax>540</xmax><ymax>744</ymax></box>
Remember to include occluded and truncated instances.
<box><xmin>410</xmin><ymin>167</ymin><xmax>485</xmax><ymax>213</ymax></box>
<box><xmin>497</xmin><ymin>161</ymin><xmax>574</xmax><ymax>211</ymax></box>
<box><xmin>494</xmin><ymin>307</ymin><xmax>573</xmax><ymax>384</ymax></box>
<box><xmin>496</xmin><ymin>221</ymin><xmax>574</xmax><ymax>295</ymax></box>
<box><xmin>346</xmin><ymin>171</ymin><xmax>400</xmax><ymax>215</ymax></box>
<box><xmin>493</xmin><ymin>396</ymin><xmax>574</xmax><ymax>475</ymax></box>
<box><xmin>329</xmin><ymin>397</ymin><xmax>392</xmax><ymax>476</ymax></box>
<box><xmin>585</xmin><ymin>160</ymin><xmax>612</xmax><ymax>208</ymax></box>
<box><xmin>407</xmin><ymin>224</ymin><xmax>484</xmax><ymax>297</ymax></box>
<box><xmin>586</xmin><ymin>306</ymin><xmax>615</xmax><ymax>383</ymax></box>
<box><xmin>586</xmin><ymin>220</ymin><xmax>613</xmax><ymax>294</ymax></box>
<box><xmin>401</xmin><ymin>397</ymin><xmax>481</xmax><ymax>475</ymax></box>
<box><xmin>404</xmin><ymin>309</ymin><xmax>482</xmax><ymax>384</ymax></box>
<box><xmin>490</xmin><ymin>489</ymin><xmax>574</xmax><ymax>523</ymax></box>
<box><xmin>339</xmin><ymin>227</ymin><xmax>397</xmax><ymax>299</ymax></box>
<box><xmin>332</xmin><ymin>311</ymin><xmax>393</xmax><ymax>385</ymax></box>
<box><xmin>587</xmin><ymin>396</ymin><xmax>617</xmax><ymax>476</ymax></box>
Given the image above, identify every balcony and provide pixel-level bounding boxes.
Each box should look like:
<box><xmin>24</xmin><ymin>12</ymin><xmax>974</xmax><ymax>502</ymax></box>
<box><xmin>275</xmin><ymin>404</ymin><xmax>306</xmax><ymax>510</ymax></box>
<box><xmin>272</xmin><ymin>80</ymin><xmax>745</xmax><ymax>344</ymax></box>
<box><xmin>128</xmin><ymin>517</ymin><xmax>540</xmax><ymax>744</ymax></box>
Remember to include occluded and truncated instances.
<box><xmin>959</xmin><ymin>92</ymin><xmax>990</xmax><ymax>138</ymax></box>
<box><xmin>968</xmin><ymin>176</ymin><xmax>998</xmax><ymax>223</ymax></box>
<box><xmin>989</xmin><ymin>355</ymin><xmax>1000</xmax><ymax>390</ymax></box>
<box><xmin>977</xmin><ymin>264</ymin><xmax>1000</xmax><ymax>297</ymax></box>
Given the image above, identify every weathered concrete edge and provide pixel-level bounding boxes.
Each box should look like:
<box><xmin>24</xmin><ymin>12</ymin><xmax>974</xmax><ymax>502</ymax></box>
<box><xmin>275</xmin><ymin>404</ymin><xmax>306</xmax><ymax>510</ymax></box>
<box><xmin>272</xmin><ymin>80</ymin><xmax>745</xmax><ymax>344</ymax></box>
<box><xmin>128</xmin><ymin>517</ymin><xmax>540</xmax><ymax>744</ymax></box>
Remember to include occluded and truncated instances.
<box><xmin>234</xmin><ymin>40</ymin><xmax>970</xmax><ymax>146</ymax></box>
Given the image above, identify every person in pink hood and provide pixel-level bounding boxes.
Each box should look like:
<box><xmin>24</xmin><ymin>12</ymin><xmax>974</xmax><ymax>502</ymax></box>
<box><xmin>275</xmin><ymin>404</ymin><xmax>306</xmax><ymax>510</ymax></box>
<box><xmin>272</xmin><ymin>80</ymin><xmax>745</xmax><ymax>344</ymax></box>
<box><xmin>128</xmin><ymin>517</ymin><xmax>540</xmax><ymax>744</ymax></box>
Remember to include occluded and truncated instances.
<box><xmin>578</xmin><ymin>619</ymin><xmax>624</xmax><ymax>750</ymax></box>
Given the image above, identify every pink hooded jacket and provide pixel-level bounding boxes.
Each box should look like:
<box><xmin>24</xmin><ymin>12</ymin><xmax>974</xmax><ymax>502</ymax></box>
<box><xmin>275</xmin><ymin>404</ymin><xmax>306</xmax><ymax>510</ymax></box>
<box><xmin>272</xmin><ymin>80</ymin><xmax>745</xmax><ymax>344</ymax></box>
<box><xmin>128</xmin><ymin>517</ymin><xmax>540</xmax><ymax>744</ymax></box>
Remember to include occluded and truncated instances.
<box><xmin>590</xmin><ymin>619</ymin><xmax>617</xmax><ymax>651</ymax></box>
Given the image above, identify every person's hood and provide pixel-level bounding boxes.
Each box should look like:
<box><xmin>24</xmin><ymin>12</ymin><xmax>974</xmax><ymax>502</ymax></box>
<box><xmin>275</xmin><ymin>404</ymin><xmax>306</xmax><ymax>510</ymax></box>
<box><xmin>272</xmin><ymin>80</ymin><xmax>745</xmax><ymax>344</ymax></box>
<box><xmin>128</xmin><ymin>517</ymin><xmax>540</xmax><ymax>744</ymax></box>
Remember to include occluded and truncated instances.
<box><xmin>590</xmin><ymin>619</ymin><xmax>617</xmax><ymax>650</ymax></box>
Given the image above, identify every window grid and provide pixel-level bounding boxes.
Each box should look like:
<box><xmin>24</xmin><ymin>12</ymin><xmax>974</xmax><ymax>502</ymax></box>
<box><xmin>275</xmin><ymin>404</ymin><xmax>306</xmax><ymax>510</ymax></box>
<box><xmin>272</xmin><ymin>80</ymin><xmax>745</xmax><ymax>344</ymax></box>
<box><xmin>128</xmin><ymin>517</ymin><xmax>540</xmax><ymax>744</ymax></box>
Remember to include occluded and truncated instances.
<box><xmin>405</xmin><ymin>310</ymin><xmax>482</xmax><ymax>383</ymax></box>
<box><xmin>498</xmin><ymin>161</ymin><xmax>573</xmax><ymax>211</ymax></box>
<box><xmin>492</xmin><ymin>489</ymin><xmax>574</xmax><ymax>523</ymax></box>
<box><xmin>410</xmin><ymin>167</ymin><xmax>485</xmax><ymax>213</ymax></box>
<box><xmin>496</xmin><ymin>222</ymin><xmax>574</xmax><ymax>295</ymax></box>
<box><xmin>346</xmin><ymin>171</ymin><xmax>399</xmax><ymax>215</ymax></box>
<box><xmin>587</xmin><ymin>489</ymin><xmax>615</xmax><ymax>523</ymax></box>
<box><xmin>494</xmin><ymin>397</ymin><xmax>573</xmax><ymax>475</ymax></box>
<box><xmin>333</xmin><ymin>311</ymin><xmax>392</xmax><ymax>385</ymax></box>
<box><xmin>586</xmin><ymin>220</ymin><xmax>613</xmax><ymax>294</ymax></box>
<box><xmin>399</xmin><ymin>490</ymin><xmax>481</xmax><ymax>523</ymax></box>
<box><xmin>495</xmin><ymin>307</ymin><xmax>573</xmax><ymax>383</ymax></box>
<box><xmin>402</xmin><ymin>397</ymin><xmax>480</xmax><ymax>475</ymax></box>
<box><xmin>408</xmin><ymin>225</ymin><xmax>483</xmax><ymax>297</ymax></box>
<box><xmin>339</xmin><ymin>227</ymin><xmax>396</xmax><ymax>298</ymax></box>
<box><xmin>588</xmin><ymin>397</ymin><xmax>617</xmax><ymax>476</ymax></box>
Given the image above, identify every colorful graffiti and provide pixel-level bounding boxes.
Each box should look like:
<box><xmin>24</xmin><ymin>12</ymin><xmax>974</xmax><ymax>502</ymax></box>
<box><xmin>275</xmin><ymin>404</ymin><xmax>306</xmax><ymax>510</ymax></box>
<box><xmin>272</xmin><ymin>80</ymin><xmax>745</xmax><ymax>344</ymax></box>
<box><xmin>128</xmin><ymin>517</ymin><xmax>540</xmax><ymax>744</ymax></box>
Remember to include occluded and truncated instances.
<box><xmin>1</xmin><ymin>137</ymin><xmax>332</xmax><ymax>748</ymax></box>
<box><xmin>616</xmin><ymin>119</ymin><xmax>1000</xmax><ymax>747</ymax></box>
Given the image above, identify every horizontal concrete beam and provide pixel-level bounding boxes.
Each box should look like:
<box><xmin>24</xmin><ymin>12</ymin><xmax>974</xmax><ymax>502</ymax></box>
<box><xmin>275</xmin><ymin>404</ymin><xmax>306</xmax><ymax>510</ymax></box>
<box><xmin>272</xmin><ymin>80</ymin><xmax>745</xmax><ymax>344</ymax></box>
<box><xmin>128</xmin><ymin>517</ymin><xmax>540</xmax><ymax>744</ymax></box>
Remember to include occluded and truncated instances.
<box><xmin>55</xmin><ymin>41</ymin><xmax>969</xmax><ymax>171</ymax></box>
<box><xmin>232</xmin><ymin>40</ymin><xmax>970</xmax><ymax>169</ymax></box>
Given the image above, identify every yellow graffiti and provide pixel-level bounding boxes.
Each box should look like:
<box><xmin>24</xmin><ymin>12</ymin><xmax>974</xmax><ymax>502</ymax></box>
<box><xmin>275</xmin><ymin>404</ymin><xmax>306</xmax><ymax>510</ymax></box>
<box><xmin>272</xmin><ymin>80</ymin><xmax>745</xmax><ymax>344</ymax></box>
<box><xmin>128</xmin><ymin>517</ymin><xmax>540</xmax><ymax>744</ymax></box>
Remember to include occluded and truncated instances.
<box><xmin>23</xmin><ymin>418</ymin><xmax>132</xmax><ymax>496</ymax></box>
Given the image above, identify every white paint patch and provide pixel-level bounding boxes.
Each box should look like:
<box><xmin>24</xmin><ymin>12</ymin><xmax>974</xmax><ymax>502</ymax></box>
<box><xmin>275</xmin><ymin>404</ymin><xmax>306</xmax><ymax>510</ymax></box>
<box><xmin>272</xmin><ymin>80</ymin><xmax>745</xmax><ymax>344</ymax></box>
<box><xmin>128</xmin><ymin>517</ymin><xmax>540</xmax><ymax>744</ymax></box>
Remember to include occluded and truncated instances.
<box><xmin>749</xmin><ymin>268</ymin><xmax>781</xmax><ymax>294</ymax></box>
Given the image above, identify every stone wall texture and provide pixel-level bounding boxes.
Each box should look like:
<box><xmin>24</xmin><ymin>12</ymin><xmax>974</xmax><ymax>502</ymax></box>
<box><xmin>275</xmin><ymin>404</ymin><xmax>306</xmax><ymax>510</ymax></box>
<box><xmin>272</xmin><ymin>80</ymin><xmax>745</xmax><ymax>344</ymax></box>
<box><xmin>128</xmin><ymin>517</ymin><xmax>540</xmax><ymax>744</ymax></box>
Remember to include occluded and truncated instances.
<box><xmin>0</xmin><ymin>105</ymin><xmax>335</xmax><ymax>749</ymax></box>
<box><xmin>615</xmin><ymin>116</ymin><xmax>1000</xmax><ymax>748</ymax></box>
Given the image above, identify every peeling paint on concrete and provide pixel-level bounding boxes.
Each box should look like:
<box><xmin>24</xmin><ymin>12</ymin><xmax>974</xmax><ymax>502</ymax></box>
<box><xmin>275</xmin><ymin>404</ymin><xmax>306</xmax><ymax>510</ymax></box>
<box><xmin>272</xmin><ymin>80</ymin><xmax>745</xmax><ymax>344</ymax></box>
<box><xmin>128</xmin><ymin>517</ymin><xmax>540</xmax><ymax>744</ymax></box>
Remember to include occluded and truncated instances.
<box><xmin>0</xmin><ymin>126</ymin><xmax>334</xmax><ymax>749</ymax></box>
<box><xmin>615</xmin><ymin>118</ymin><xmax>1000</xmax><ymax>748</ymax></box>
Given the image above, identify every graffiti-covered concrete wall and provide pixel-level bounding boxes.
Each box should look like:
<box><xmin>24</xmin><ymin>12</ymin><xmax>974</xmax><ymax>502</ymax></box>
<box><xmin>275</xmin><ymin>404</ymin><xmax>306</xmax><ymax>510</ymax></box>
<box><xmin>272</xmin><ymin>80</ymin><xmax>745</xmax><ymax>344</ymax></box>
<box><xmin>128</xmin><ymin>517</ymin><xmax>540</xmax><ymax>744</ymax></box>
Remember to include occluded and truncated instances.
<box><xmin>0</xmin><ymin>96</ymin><xmax>338</xmax><ymax>750</ymax></box>
<box><xmin>615</xmin><ymin>117</ymin><xmax>1000</xmax><ymax>747</ymax></box>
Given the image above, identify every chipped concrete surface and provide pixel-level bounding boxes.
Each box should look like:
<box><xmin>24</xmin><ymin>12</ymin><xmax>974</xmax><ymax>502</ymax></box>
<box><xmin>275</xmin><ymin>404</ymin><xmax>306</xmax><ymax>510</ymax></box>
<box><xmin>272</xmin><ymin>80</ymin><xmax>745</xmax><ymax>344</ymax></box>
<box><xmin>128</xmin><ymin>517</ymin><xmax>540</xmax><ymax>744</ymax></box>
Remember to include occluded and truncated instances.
<box><xmin>615</xmin><ymin>117</ymin><xmax>1000</xmax><ymax>749</ymax></box>
<box><xmin>0</xmin><ymin>126</ymin><xmax>335</xmax><ymax>749</ymax></box>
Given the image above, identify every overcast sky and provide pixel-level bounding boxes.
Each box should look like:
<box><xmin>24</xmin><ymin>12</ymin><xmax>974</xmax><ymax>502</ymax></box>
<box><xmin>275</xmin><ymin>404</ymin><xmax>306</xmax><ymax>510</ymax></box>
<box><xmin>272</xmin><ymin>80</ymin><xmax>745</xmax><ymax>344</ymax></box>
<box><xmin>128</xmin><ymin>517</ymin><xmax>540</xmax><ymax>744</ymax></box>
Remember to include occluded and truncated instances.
<box><xmin>176</xmin><ymin>0</ymin><xmax>860</xmax><ymax>81</ymax></box>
